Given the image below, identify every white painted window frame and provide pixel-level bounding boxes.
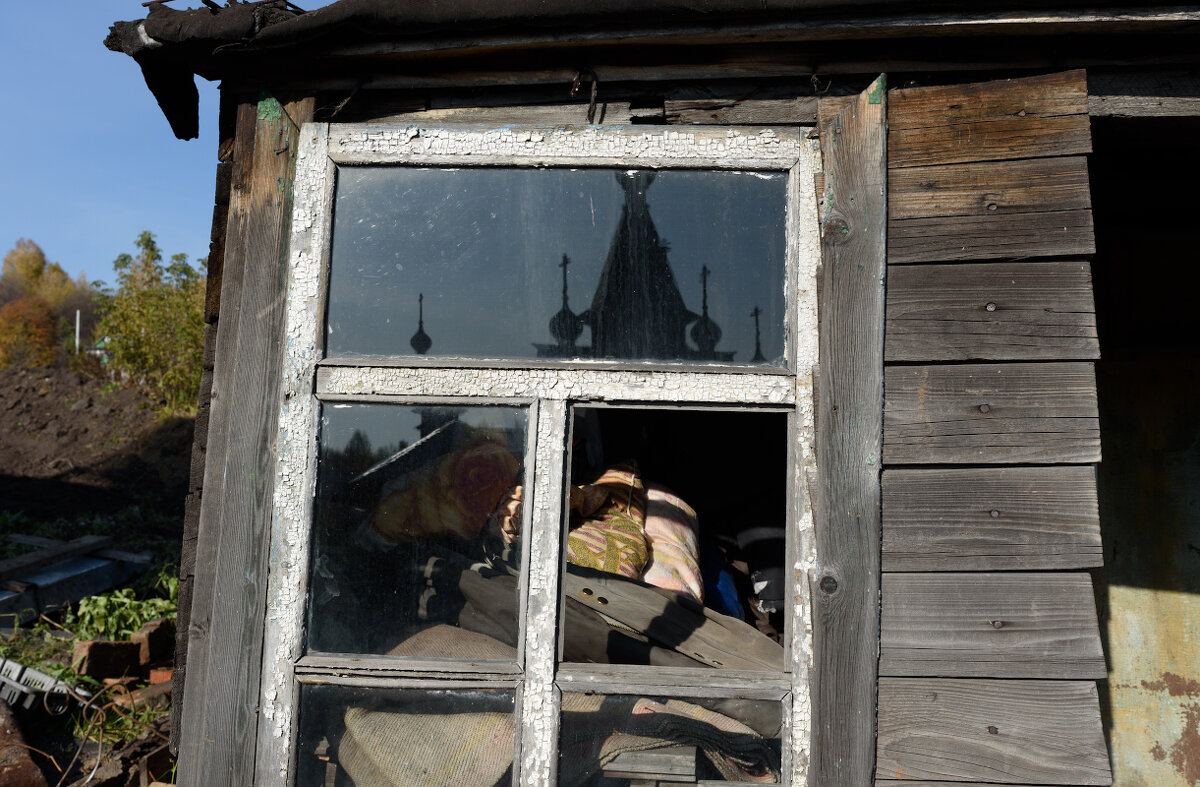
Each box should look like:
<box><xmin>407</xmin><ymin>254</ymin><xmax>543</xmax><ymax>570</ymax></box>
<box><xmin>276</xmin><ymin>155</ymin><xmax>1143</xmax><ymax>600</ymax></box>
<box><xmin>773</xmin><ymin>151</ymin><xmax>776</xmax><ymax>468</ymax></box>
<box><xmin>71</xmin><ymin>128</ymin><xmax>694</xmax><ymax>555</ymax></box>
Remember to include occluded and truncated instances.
<box><xmin>256</xmin><ymin>123</ymin><xmax>821</xmax><ymax>786</ymax></box>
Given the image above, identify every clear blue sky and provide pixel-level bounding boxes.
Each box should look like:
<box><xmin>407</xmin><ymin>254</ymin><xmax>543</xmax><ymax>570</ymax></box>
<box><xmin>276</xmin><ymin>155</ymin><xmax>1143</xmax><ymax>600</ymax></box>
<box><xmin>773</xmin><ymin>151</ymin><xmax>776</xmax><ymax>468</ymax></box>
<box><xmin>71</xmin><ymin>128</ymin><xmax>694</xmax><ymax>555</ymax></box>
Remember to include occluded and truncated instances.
<box><xmin>0</xmin><ymin>2</ymin><xmax>332</xmax><ymax>286</ymax></box>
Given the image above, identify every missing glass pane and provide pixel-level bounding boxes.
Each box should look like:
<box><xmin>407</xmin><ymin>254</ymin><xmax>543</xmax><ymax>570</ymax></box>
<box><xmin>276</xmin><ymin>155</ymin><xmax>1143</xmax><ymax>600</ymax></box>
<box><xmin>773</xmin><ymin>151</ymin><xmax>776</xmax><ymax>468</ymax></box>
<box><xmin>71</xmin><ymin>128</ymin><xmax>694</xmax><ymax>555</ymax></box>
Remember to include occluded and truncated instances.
<box><xmin>559</xmin><ymin>692</ymin><xmax>783</xmax><ymax>785</ymax></box>
<box><xmin>558</xmin><ymin>407</ymin><xmax>788</xmax><ymax>670</ymax></box>
<box><xmin>325</xmin><ymin>167</ymin><xmax>787</xmax><ymax>364</ymax></box>
<box><xmin>306</xmin><ymin>403</ymin><xmax>527</xmax><ymax>657</ymax></box>
<box><xmin>296</xmin><ymin>684</ymin><xmax>516</xmax><ymax>787</ymax></box>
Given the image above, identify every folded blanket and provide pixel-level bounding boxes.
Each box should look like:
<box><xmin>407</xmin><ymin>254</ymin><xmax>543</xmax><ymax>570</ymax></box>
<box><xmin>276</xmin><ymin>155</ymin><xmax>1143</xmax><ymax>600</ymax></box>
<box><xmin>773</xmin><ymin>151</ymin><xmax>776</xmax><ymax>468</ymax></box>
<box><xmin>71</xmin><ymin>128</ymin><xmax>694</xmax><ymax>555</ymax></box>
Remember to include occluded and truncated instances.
<box><xmin>566</xmin><ymin>463</ymin><xmax>649</xmax><ymax>579</ymax></box>
<box><xmin>641</xmin><ymin>484</ymin><xmax>704</xmax><ymax>603</ymax></box>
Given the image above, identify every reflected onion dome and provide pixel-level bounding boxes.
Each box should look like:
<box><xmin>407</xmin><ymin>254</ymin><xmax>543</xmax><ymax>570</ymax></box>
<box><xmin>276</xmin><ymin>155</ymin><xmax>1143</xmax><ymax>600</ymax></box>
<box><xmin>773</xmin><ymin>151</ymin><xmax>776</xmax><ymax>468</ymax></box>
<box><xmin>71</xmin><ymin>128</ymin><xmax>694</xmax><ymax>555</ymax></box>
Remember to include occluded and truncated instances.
<box><xmin>410</xmin><ymin>292</ymin><xmax>432</xmax><ymax>355</ymax></box>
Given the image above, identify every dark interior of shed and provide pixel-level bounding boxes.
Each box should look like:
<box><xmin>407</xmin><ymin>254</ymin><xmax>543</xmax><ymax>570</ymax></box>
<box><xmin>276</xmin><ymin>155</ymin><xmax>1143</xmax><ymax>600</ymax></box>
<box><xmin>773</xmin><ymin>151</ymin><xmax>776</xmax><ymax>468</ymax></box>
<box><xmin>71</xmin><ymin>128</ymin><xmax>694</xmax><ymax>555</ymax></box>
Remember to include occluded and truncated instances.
<box><xmin>1088</xmin><ymin>115</ymin><xmax>1200</xmax><ymax>776</ymax></box>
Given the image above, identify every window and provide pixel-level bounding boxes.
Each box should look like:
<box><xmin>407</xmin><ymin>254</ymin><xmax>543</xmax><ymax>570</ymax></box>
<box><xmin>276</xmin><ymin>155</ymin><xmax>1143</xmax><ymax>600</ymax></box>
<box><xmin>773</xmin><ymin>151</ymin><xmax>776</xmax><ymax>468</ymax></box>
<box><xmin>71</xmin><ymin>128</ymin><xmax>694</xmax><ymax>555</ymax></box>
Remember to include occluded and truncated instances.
<box><xmin>259</xmin><ymin>124</ymin><xmax>820</xmax><ymax>786</ymax></box>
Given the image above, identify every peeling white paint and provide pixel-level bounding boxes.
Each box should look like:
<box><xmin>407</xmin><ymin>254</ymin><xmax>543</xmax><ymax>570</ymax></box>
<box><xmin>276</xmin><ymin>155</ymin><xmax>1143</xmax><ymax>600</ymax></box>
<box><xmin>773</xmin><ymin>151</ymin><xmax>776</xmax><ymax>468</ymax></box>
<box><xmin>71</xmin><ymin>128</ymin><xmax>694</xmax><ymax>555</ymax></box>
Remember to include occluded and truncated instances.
<box><xmin>328</xmin><ymin>124</ymin><xmax>801</xmax><ymax>170</ymax></box>
<box><xmin>318</xmin><ymin>366</ymin><xmax>798</xmax><ymax>405</ymax></box>
<box><xmin>255</xmin><ymin>125</ymin><xmax>333</xmax><ymax>787</ymax></box>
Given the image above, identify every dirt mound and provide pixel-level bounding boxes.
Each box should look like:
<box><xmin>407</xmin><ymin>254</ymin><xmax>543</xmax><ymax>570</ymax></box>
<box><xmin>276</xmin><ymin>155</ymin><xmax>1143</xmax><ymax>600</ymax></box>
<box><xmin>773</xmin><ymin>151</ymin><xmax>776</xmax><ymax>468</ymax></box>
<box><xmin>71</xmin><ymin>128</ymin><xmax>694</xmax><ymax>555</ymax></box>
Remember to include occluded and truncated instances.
<box><xmin>0</xmin><ymin>366</ymin><xmax>194</xmax><ymax>518</ymax></box>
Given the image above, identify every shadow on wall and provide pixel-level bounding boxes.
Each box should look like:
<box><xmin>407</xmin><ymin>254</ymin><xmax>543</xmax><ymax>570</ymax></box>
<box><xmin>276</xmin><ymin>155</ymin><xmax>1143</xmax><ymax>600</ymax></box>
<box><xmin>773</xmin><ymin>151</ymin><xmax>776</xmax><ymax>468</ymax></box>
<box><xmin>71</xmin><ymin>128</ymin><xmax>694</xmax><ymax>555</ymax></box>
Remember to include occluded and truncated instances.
<box><xmin>1091</xmin><ymin>116</ymin><xmax>1200</xmax><ymax>787</ymax></box>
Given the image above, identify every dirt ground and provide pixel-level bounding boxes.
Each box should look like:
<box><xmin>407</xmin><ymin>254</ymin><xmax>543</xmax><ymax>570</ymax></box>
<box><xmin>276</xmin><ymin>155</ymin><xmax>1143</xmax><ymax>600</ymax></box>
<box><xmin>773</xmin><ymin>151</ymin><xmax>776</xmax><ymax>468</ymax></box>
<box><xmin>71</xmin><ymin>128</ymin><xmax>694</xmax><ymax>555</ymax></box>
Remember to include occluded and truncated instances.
<box><xmin>0</xmin><ymin>365</ymin><xmax>194</xmax><ymax>520</ymax></box>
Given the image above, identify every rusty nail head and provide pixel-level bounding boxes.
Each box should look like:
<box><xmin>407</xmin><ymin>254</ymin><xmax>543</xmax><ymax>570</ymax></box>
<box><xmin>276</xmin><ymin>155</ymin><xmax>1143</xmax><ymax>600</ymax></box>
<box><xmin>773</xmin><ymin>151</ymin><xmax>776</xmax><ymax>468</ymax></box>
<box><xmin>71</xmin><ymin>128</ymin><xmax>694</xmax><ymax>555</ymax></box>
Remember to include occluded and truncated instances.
<box><xmin>991</xmin><ymin>620</ymin><xmax>1004</xmax><ymax>629</ymax></box>
<box><xmin>987</xmin><ymin>203</ymin><xmax>998</xmax><ymax>211</ymax></box>
<box><xmin>990</xmin><ymin>509</ymin><xmax>1000</xmax><ymax>518</ymax></box>
<box><xmin>988</xmin><ymin>725</ymin><xmax>1000</xmax><ymax>734</ymax></box>
<box><xmin>979</xmin><ymin>404</ymin><xmax>991</xmax><ymax>413</ymax></box>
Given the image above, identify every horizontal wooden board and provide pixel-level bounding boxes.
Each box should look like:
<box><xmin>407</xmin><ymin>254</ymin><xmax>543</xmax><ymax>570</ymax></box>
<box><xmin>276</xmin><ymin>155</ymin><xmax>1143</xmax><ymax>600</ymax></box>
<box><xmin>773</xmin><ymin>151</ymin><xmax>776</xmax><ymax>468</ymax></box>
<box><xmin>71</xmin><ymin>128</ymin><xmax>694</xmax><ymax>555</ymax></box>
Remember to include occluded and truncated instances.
<box><xmin>889</xmin><ymin>157</ymin><xmax>1091</xmax><ymax>220</ymax></box>
<box><xmin>877</xmin><ymin>678</ymin><xmax>1111</xmax><ymax>784</ymax></box>
<box><xmin>881</xmin><ymin>466</ymin><xmax>1101</xmax><ymax>571</ymax></box>
<box><xmin>888</xmin><ymin>71</ymin><xmax>1090</xmax><ymax>168</ymax></box>
<box><xmin>889</xmin><ymin>209</ymin><xmax>1096</xmax><ymax>264</ymax></box>
<box><xmin>880</xmin><ymin>572</ymin><xmax>1105</xmax><ymax>679</ymax></box>
<box><xmin>885</xmin><ymin>261</ymin><xmax>1099</xmax><ymax>362</ymax></box>
<box><xmin>879</xmin><ymin>781</ymin><xmax>1087</xmax><ymax>786</ymax></box>
<box><xmin>883</xmin><ymin>362</ymin><xmax>1100</xmax><ymax>465</ymax></box>
<box><xmin>664</xmin><ymin>95</ymin><xmax>818</xmax><ymax>124</ymax></box>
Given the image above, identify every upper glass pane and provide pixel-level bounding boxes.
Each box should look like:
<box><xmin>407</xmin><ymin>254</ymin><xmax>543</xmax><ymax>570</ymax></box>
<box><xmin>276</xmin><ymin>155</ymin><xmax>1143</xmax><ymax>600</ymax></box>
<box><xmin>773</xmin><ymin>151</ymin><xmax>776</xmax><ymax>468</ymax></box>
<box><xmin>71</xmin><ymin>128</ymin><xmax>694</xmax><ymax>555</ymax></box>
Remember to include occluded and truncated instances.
<box><xmin>326</xmin><ymin>167</ymin><xmax>787</xmax><ymax>365</ymax></box>
<box><xmin>307</xmin><ymin>402</ymin><xmax>527</xmax><ymax>657</ymax></box>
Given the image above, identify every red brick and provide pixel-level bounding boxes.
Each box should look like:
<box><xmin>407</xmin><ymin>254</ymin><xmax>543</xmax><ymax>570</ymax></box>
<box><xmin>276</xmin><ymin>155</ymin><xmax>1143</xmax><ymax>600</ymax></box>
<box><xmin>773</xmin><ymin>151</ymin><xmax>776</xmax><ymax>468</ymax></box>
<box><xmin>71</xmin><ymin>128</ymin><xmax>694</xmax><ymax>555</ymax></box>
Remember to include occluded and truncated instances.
<box><xmin>72</xmin><ymin>640</ymin><xmax>140</xmax><ymax>680</ymax></box>
<box><xmin>130</xmin><ymin>618</ymin><xmax>176</xmax><ymax>666</ymax></box>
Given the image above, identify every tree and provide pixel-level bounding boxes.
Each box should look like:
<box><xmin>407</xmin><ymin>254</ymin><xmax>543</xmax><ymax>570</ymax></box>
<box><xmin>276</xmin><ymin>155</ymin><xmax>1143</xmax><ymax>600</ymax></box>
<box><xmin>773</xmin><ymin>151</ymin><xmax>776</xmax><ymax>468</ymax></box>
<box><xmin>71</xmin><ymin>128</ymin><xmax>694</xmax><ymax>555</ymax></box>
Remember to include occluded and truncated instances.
<box><xmin>1</xmin><ymin>239</ymin><xmax>99</xmax><ymax>351</ymax></box>
<box><xmin>95</xmin><ymin>232</ymin><xmax>206</xmax><ymax>412</ymax></box>
<box><xmin>0</xmin><ymin>297</ymin><xmax>58</xmax><ymax>368</ymax></box>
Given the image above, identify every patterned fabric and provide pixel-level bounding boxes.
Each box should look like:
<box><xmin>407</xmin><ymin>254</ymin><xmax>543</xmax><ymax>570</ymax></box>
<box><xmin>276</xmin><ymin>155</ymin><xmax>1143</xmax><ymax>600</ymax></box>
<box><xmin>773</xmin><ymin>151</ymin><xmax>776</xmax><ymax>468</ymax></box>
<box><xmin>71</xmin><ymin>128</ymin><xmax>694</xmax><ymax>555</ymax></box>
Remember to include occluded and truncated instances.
<box><xmin>641</xmin><ymin>484</ymin><xmax>704</xmax><ymax>602</ymax></box>
<box><xmin>370</xmin><ymin>432</ymin><xmax>521</xmax><ymax>546</ymax></box>
<box><xmin>340</xmin><ymin>702</ymin><xmax>513</xmax><ymax>786</ymax></box>
<box><xmin>566</xmin><ymin>463</ymin><xmax>649</xmax><ymax>579</ymax></box>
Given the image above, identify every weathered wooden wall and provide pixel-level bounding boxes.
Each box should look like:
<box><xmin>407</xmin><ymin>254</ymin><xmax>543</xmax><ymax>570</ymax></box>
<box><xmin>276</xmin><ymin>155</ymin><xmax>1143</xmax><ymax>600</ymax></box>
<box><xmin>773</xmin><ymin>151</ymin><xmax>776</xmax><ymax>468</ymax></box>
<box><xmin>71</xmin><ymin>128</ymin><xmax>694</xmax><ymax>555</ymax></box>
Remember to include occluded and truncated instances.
<box><xmin>871</xmin><ymin>70</ymin><xmax>1111</xmax><ymax>786</ymax></box>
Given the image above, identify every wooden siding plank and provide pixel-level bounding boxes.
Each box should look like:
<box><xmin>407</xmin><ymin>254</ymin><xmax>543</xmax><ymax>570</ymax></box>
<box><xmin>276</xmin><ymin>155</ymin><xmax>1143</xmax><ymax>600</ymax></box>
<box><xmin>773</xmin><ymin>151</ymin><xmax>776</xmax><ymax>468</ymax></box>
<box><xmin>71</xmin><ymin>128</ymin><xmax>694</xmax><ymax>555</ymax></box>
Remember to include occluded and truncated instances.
<box><xmin>881</xmin><ymin>466</ymin><xmax>1102</xmax><ymax>571</ymax></box>
<box><xmin>877</xmin><ymin>678</ymin><xmax>1111</xmax><ymax>784</ymax></box>
<box><xmin>177</xmin><ymin>98</ymin><xmax>257</xmax><ymax>783</ymax></box>
<box><xmin>888</xmin><ymin>71</ymin><xmax>1091</xmax><ymax>168</ymax></box>
<box><xmin>665</xmin><ymin>96</ymin><xmax>818</xmax><ymax>124</ymax></box>
<box><xmin>177</xmin><ymin>94</ymin><xmax>314</xmax><ymax>787</ymax></box>
<box><xmin>883</xmin><ymin>362</ymin><xmax>1100</xmax><ymax>465</ymax></box>
<box><xmin>889</xmin><ymin>209</ymin><xmax>1096</xmax><ymax>264</ymax></box>
<box><xmin>889</xmin><ymin>157</ymin><xmax>1091</xmax><ymax>221</ymax></box>
<box><xmin>880</xmin><ymin>573</ymin><xmax>1106</xmax><ymax>679</ymax></box>
<box><xmin>812</xmin><ymin>76</ymin><xmax>887</xmax><ymax>787</ymax></box>
<box><xmin>885</xmin><ymin>261</ymin><xmax>1099</xmax><ymax>362</ymax></box>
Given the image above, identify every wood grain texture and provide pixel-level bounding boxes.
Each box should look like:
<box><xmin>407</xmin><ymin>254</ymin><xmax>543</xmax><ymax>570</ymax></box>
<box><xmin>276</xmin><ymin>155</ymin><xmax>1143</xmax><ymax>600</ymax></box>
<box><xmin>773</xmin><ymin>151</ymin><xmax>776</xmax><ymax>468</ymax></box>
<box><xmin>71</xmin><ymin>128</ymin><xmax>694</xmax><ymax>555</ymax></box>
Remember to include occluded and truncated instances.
<box><xmin>880</xmin><ymin>573</ymin><xmax>1105</xmax><ymax>679</ymax></box>
<box><xmin>177</xmin><ymin>98</ymin><xmax>257</xmax><ymax>777</ymax></box>
<box><xmin>883</xmin><ymin>362</ymin><xmax>1100</xmax><ymax>465</ymax></box>
<box><xmin>177</xmin><ymin>94</ymin><xmax>315</xmax><ymax>787</ymax></box>
<box><xmin>812</xmin><ymin>76</ymin><xmax>887</xmax><ymax>787</ymax></box>
<box><xmin>889</xmin><ymin>157</ymin><xmax>1091</xmax><ymax>220</ymax></box>
<box><xmin>881</xmin><ymin>466</ymin><xmax>1101</xmax><ymax>571</ymax></box>
<box><xmin>1089</xmin><ymin>70</ymin><xmax>1200</xmax><ymax>117</ymax></box>
<box><xmin>877</xmin><ymin>678</ymin><xmax>1111</xmax><ymax>784</ymax></box>
<box><xmin>665</xmin><ymin>95</ymin><xmax>818</xmax><ymax>124</ymax></box>
<box><xmin>889</xmin><ymin>209</ymin><xmax>1095</xmax><ymax>263</ymax></box>
<box><xmin>888</xmin><ymin>71</ymin><xmax>1090</xmax><ymax>168</ymax></box>
<box><xmin>885</xmin><ymin>261</ymin><xmax>1099</xmax><ymax>362</ymax></box>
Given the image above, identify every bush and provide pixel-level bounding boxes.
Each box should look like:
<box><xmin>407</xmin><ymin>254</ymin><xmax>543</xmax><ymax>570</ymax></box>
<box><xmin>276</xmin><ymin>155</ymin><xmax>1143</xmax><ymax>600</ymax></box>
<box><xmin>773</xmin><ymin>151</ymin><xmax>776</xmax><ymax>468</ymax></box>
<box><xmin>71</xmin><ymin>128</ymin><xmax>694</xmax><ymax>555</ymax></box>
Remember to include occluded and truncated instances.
<box><xmin>95</xmin><ymin>232</ymin><xmax>205</xmax><ymax>413</ymax></box>
<box><xmin>0</xmin><ymin>296</ymin><xmax>58</xmax><ymax>367</ymax></box>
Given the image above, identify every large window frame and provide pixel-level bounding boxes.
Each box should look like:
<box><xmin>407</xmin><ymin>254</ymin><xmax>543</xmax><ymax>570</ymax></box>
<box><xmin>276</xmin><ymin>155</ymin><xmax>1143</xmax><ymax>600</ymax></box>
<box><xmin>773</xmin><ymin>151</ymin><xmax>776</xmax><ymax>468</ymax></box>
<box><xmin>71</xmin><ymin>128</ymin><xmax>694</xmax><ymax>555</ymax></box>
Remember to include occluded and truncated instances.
<box><xmin>257</xmin><ymin>123</ymin><xmax>821</xmax><ymax>786</ymax></box>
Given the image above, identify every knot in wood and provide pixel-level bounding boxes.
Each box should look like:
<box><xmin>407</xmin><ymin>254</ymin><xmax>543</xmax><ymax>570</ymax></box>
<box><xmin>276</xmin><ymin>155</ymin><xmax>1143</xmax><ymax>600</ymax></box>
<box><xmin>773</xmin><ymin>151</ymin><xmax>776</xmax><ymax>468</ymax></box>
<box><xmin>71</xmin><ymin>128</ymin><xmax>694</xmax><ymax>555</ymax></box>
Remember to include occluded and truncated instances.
<box><xmin>824</xmin><ymin>215</ymin><xmax>852</xmax><ymax>244</ymax></box>
<box><xmin>819</xmin><ymin>575</ymin><xmax>838</xmax><ymax>594</ymax></box>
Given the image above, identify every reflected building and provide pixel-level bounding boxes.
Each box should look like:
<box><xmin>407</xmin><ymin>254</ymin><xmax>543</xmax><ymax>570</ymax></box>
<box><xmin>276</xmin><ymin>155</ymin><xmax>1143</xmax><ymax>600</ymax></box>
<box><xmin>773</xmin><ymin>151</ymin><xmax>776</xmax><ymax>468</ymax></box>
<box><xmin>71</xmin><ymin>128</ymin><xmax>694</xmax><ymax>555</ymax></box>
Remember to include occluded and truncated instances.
<box><xmin>536</xmin><ymin>171</ymin><xmax>735</xmax><ymax>362</ymax></box>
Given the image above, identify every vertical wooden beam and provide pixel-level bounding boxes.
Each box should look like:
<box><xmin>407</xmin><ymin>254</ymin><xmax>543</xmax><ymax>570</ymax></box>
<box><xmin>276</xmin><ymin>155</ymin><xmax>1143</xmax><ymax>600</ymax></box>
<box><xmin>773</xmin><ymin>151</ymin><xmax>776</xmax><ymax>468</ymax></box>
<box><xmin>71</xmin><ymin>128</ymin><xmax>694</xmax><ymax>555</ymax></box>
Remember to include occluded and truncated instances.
<box><xmin>172</xmin><ymin>90</ymin><xmax>238</xmax><ymax>757</ymax></box>
<box><xmin>811</xmin><ymin>74</ymin><xmax>887</xmax><ymax>787</ymax></box>
<box><xmin>177</xmin><ymin>91</ymin><xmax>314</xmax><ymax>787</ymax></box>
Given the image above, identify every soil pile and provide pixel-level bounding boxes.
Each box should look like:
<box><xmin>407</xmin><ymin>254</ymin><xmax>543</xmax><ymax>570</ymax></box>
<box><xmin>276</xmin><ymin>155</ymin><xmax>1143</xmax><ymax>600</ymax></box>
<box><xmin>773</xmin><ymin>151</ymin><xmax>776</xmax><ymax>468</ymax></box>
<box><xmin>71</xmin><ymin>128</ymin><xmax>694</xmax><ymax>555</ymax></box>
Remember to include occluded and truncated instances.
<box><xmin>0</xmin><ymin>367</ymin><xmax>194</xmax><ymax>518</ymax></box>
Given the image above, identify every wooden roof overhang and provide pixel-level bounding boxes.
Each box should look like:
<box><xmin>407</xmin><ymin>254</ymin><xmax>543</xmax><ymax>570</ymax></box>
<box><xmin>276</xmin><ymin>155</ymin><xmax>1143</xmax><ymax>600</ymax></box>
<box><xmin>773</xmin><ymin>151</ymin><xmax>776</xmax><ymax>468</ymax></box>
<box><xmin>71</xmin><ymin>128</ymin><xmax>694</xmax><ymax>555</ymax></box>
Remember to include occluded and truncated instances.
<box><xmin>107</xmin><ymin>1</ymin><xmax>1200</xmax><ymax>138</ymax></box>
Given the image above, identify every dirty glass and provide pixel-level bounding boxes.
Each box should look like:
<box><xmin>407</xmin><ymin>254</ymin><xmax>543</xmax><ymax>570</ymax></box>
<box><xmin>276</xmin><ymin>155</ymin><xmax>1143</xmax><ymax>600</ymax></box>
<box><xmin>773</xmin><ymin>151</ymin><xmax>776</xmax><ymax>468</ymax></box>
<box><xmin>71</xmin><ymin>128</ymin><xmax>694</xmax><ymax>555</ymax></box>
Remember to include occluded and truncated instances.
<box><xmin>325</xmin><ymin>167</ymin><xmax>788</xmax><ymax>365</ymax></box>
<box><xmin>306</xmin><ymin>402</ymin><xmax>527</xmax><ymax>657</ymax></box>
<box><xmin>559</xmin><ymin>692</ymin><xmax>782</xmax><ymax>785</ymax></box>
<box><xmin>296</xmin><ymin>684</ymin><xmax>516</xmax><ymax>787</ymax></box>
<box><xmin>560</xmin><ymin>406</ymin><xmax>788</xmax><ymax>671</ymax></box>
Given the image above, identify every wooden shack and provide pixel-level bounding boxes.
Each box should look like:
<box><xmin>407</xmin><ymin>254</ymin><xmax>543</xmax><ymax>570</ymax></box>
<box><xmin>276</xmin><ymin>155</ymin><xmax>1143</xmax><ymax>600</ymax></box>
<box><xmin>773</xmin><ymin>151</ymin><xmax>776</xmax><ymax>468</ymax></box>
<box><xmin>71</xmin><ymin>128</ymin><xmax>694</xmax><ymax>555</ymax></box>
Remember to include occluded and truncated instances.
<box><xmin>106</xmin><ymin>2</ymin><xmax>1200</xmax><ymax>785</ymax></box>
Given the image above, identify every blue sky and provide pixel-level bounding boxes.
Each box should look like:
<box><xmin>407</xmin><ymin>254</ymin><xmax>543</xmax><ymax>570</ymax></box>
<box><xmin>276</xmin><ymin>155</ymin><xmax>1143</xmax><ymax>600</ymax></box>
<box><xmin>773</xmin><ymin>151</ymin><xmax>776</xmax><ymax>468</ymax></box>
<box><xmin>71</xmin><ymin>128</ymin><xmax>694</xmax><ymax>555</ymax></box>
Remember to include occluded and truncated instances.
<box><xmin>0</xmin><ymin>2</ymin><xmax>332</xmax><ymax>285</ymax></box>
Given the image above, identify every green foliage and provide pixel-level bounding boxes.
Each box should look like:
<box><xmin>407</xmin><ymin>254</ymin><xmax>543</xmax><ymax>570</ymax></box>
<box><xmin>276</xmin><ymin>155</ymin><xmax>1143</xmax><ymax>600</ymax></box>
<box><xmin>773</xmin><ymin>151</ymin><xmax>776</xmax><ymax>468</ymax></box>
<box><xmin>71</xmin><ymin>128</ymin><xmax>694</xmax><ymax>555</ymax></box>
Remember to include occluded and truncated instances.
<box><xmin>95</xmin><ymin>231</ymin><xmax>205</xmax><ymax>413</ymax></box>
<box><xmin>66</xmin><ymin>566</ymin><xmax>179</xmax><ymax>641</ymax></box>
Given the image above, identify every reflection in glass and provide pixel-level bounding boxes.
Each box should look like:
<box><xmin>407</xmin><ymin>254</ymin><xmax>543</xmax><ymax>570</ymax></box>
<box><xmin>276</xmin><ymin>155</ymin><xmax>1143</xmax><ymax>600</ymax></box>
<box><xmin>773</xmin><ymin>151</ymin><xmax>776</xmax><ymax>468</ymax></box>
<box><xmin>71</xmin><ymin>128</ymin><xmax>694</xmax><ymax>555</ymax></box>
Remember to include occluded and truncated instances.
<box><xmin>559</xmin><ymin>692</ymin><xmax>782</xmax><ymax>785</ymax></box>
<box><xmin>297</xmin><ymin>684</ymin><xmax>515</xmax><ymax>787</ymax></box>
<box><xmin>326</xmin><ymin>167</ymin><xmax>788</xmax><ymax>364</ymax></box>
<box><xmin>306</xmin><ymin>403</ymin><xmax>527</xmax><ymax>657</ymax></box>
<box><xmin>559</xmin><ymin>407</ymin><xmax>788</xmax><ymax>671</ymax></box>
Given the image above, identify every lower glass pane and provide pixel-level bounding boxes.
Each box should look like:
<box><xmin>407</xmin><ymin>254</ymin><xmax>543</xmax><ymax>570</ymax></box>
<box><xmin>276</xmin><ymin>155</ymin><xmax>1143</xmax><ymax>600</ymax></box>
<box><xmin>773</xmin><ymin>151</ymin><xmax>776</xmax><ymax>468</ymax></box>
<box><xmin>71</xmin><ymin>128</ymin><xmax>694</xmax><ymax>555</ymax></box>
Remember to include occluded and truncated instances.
<box><xmin>296</xmin><ymin>684</ymin><xmax>516</xmax><ymax>787</ymax></box>
<box><xmin>559</xmin><ymin>692</ymin><xmax>783</xmax><ymax>785</ymax></box>
<box><xmin>307</xmin><ymin>403</ymin><xmax>527</xmax><ymax>657</ymax></box>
